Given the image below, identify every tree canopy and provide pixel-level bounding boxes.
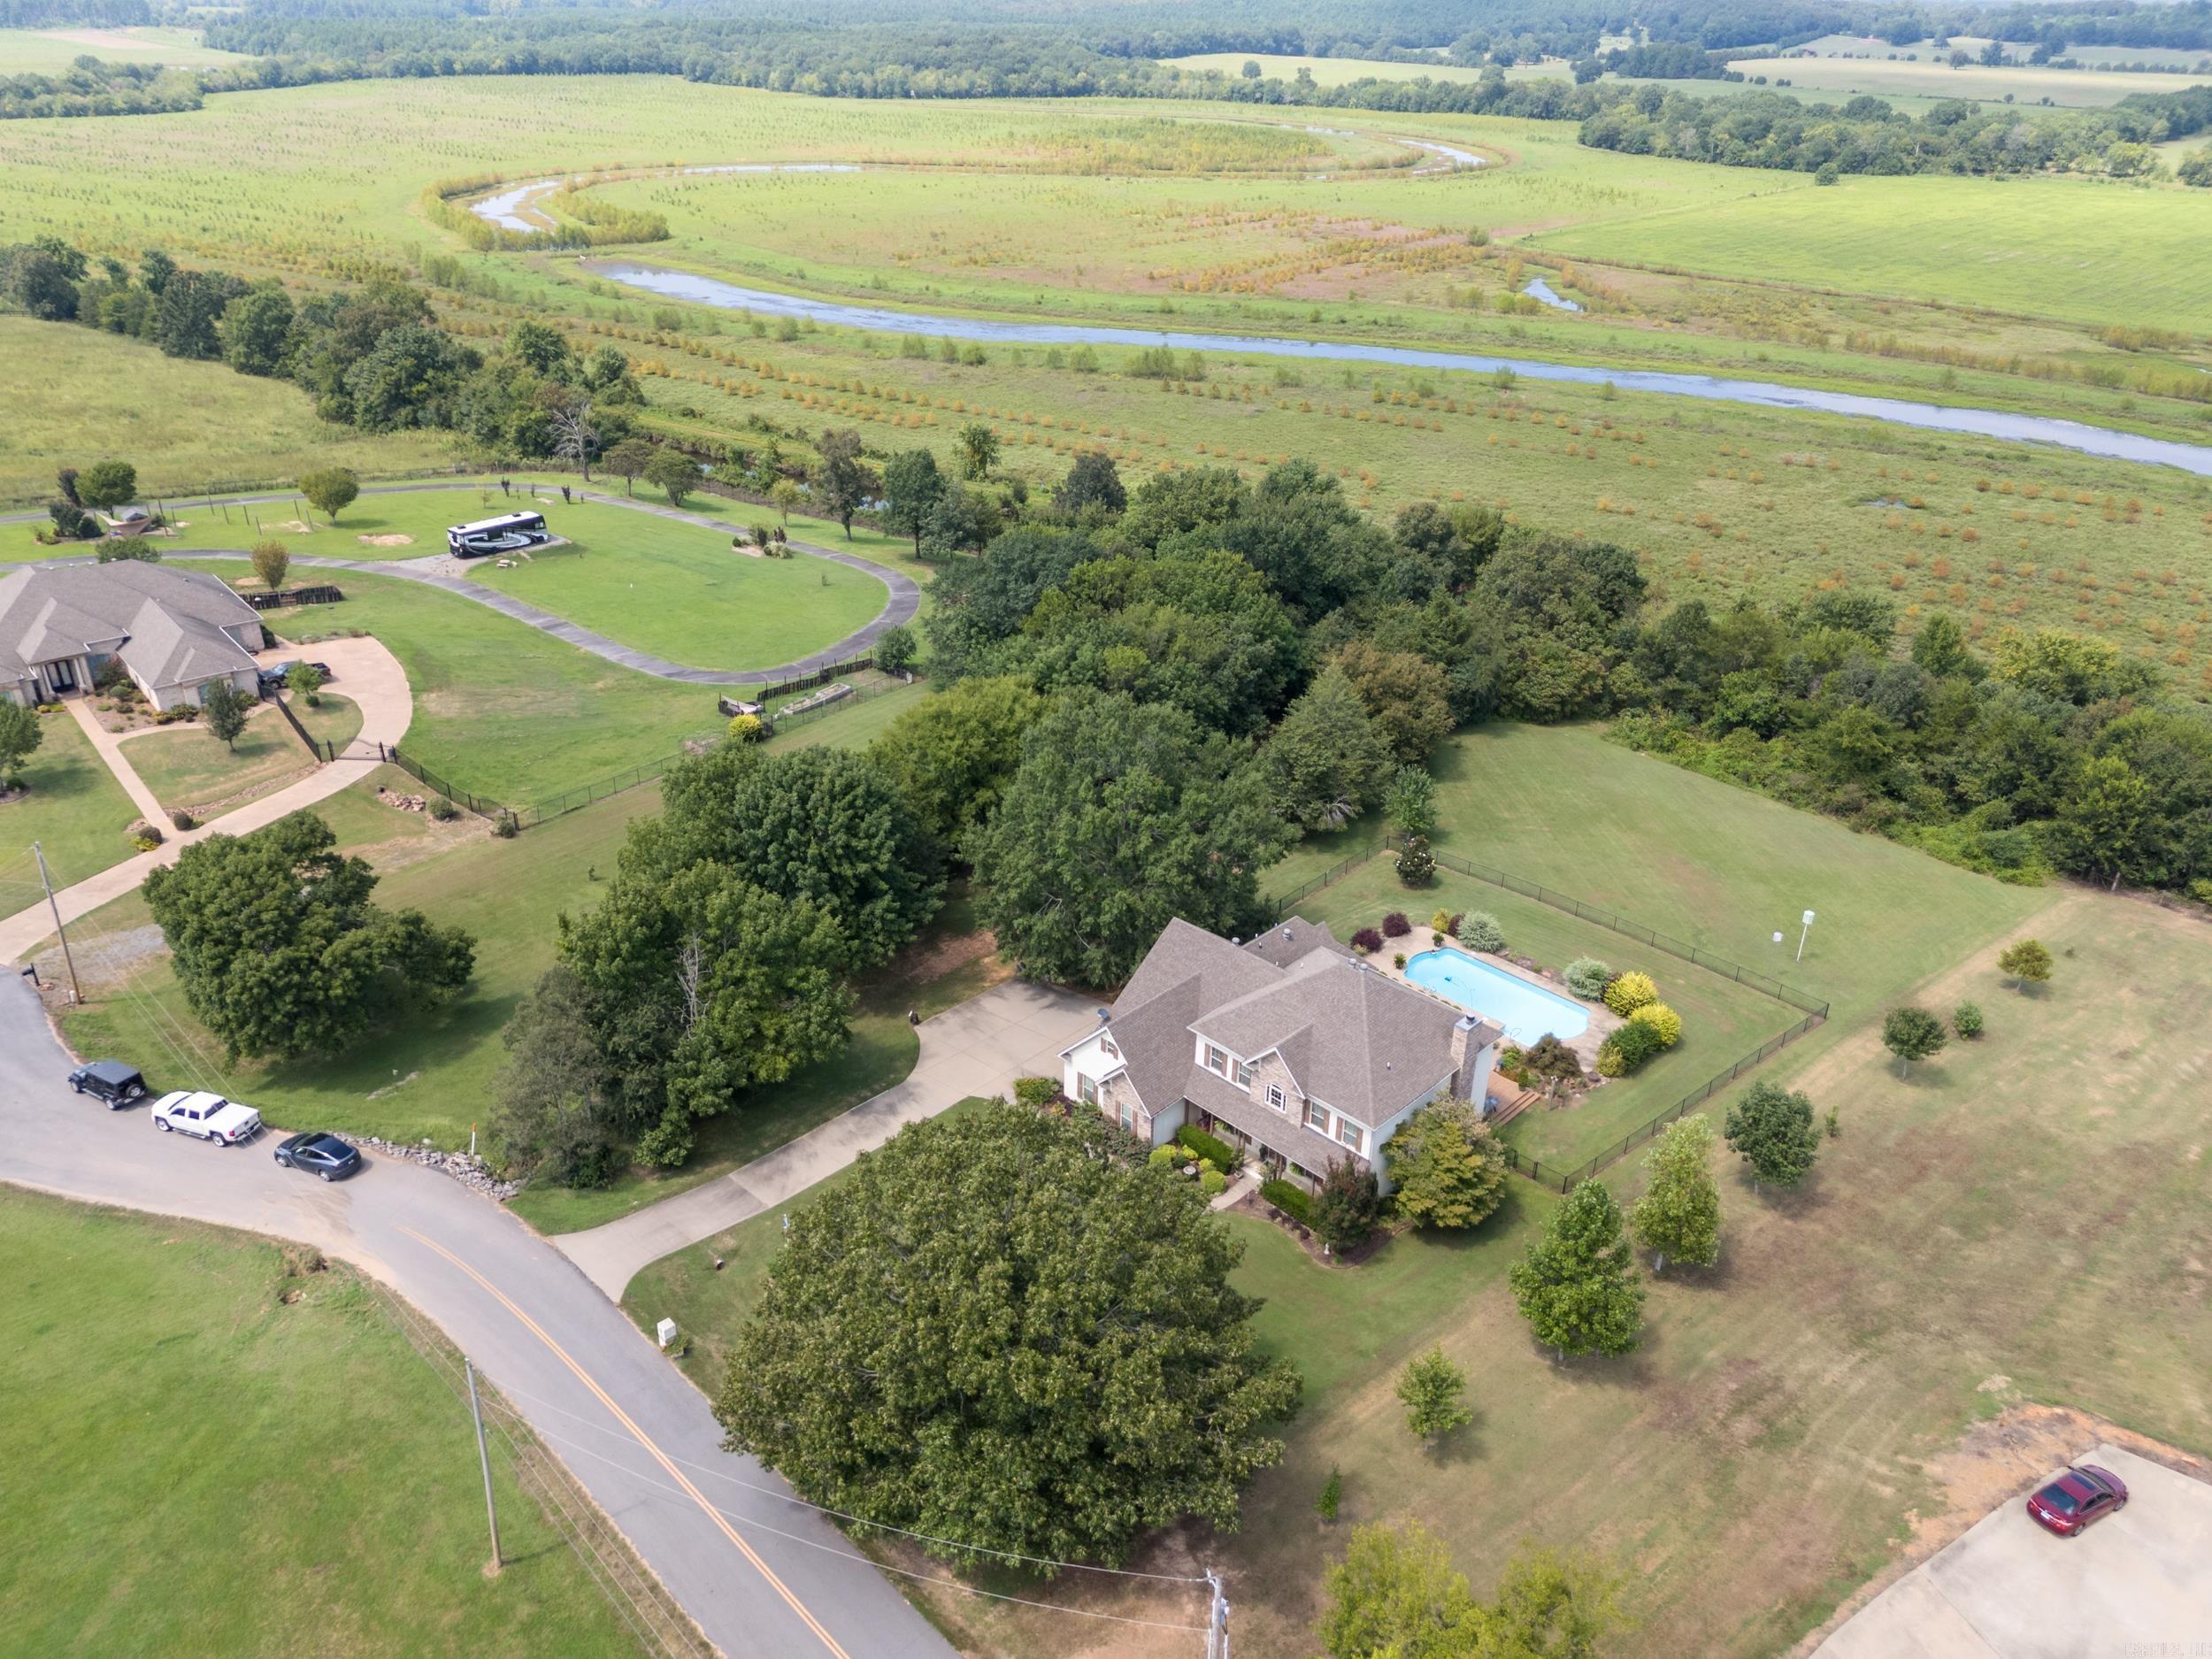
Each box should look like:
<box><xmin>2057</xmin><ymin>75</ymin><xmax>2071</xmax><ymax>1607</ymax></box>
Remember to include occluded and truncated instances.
<box><xmin>144</xmin><ymin>810</ymin><xmax>474</xmax><ymax>1063</ymax></box>
<box><xmin>967</xmin><ymin>689</ymin><xmax>1286</xmax><ymax>985</ymax></box>
<box><xmin>1386</xmin><ymin>1097</ymin><xmax>1509</xmax><ymax>1231</ymax></box>
<box><xmin>1629</xmin><ymin>1113</ymin><xmax>1720</xmax><ymax>1272</ymax></box>
<box><xmin>714</xmin><ymin>1100</ymin><xmax>1300</xmax><ymax>1566</ymax></box>
<box><xmin>1723</xmin><ymin>1079</ymin><xmax>1820</xmax><ymax>1188</ymax></box>
<box><xmin>1508</xmin><ymin>1179</ymin><xmax>1644</xmax><ymax>1359</ymax></box>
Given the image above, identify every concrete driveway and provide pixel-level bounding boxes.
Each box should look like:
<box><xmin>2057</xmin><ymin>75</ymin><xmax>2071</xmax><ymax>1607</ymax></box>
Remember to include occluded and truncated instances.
<box><xmin>0</xmin><ymin>634</ymin><xmax>412</xmax><ymax>963</ymax></box>
<box><xmin>556</xmin><ymin>979</ymin><xmax>1100</xmax><ymax>1298</ymax></box>
<box><xmin>1816</xmin><ymin>1443</ymin><xmax>2212</xmax><ymax>1658</ymax></box>
<box><xmin>0</xmin><ymin>975</ymin><xmax>954</xmax><ymax>1659</ymax></box>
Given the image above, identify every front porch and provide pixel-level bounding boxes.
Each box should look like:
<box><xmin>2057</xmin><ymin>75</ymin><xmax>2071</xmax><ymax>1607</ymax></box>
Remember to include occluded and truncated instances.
<box><xmin>1189</xmin><ymin>1107</ymin><xmax>1327</xmax><ymax>1192</ymax></box>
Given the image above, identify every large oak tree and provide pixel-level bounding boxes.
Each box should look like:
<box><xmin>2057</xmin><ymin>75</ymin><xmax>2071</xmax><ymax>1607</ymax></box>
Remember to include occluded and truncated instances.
<box><xmin>716</xmin><ymin>1101</ymin><xmax>1300</xmax><ymax>1565</ymax></box>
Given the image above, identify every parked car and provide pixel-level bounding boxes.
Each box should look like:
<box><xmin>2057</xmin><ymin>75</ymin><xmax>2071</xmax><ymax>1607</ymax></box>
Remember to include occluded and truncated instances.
<box><xmin>2026</xmin><ymin>1464</ymin><xmax>2128</xmax><ymax>1536</ymax></box>
<box><xmin>258</xmin><ymin>659</ymin><xmax>334</xmax><ymax>691</ymax></box>
<box><xmin>273</xmin><ymin>1131</ymin><xmax>361</xmax><ymax>1181</ymax></box>
<box><xmin>150</xmin><ymin>1089</ymin><xmax>263</xmax><ymax>1147</ymax></box>
<box><xmin>67</xmin><ymin>1059</ymin><xmax>148</xmax><ymax>1108</ymax></box>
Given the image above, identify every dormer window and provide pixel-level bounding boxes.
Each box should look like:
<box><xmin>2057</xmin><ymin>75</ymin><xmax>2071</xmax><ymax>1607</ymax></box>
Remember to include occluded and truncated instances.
<box><xmin>1204</xmin><ymin>1044</ymin><xmax>1228</xmax><ymax>1075</ymax></box>
<box><xmin>1233</xmin><ymin>1058</ymin><xmax>1254</xmax><ymax>1087</ymax></box>
<box><xmin>1265</xmin><ymin>1084</ymin><xmax>1286</xmax><ymax>1111</ymax></box>
<box><xmin>1101</xmin><ymin>1037</ymin><xmax>1119</xmax><ymax>1060</ymax></box>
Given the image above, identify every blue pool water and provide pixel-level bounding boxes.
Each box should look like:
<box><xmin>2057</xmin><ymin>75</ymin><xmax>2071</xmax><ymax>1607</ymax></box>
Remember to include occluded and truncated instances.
<box><xmin>1403</xmin><ymin>949</ymin><xmax>1590</xmax><ymax>1046</ymax></box>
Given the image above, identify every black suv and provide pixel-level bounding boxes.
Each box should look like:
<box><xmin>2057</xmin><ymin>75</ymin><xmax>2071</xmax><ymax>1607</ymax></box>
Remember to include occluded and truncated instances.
<box><xmin>68</xmin><ymin>1060</ymin><xmax>148</xmax><ymax>1108</ymax></box>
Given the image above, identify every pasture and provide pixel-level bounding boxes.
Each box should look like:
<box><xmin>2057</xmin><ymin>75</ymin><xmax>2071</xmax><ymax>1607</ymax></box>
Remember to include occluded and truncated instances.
<box><xmin>0</xmin><ymin>1190</ymin><xmax>645</xmax><ymax>1659</ymax></box>
<box><xmin>1163</xmin><ymin>50</ymin><xmax>1494</xmax><ymax>87</ymax></box>
<box><xmin>0</xmin><ymin>317</ymin><xmax>455</xmax><ymax>507</ymax></box>
<box><xmin>0</xmin><ymin>24</ymin><xmax>248</xmax><ymax>72</ymax></box>
<box><xmin>1725</xmin><ymin>45</ymin><xmax>2211</xmax><ymax>108</ymax></box>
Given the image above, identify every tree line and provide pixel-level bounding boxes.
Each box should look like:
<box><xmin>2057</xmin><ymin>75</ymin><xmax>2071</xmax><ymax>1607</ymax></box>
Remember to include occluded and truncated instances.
<box><xmin>0</xmin><ymin>238</ymin><xmax>645</xmax><ymax>459</ymax></box>
<box><xmin>1582</xmin><ymin>81</ymin><xmax>2212</xmax><ymax>179</ymax></box>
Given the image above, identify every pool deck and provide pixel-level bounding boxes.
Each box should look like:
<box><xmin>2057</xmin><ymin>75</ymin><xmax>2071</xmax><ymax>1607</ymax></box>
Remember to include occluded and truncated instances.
<box><xmin>1374</xmin><ymin>931</ymin><xmax>1622</xmax><ymax>1066</ymax></box>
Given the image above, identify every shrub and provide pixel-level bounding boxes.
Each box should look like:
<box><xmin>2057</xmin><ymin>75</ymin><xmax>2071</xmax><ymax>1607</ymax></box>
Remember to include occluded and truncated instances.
<box><xmin>1263</xmin><ymin>1178</ymin><xmax>1315</xmax><ymax>1225</ymax></box>
<box><xmin>1603</xmin><ymin>971</ymin><xmax>1659</xmax><ymax>1016</ymax></box>
<box><xmin>635</xmin><ymin>1113</ymin><xmax>695</xmax><ymax>1169</ymax></box>
<box><xmin>1563</xmin><ymin>956</ymin><xmax>1612</xmax><ymax>999</ymax></box>
<box><xmin>1314</xmin><ymin>1158</ymin><xmax>1383</xmax><ymax>1250</ymax></box>
<box><xmin>1013</xmin><ymin>1076</ymin><xmax>1064</xmax><ymax>1110</ymax></box>
<box><xmin>1521</xmin><ymin>1034</ymin><xmax>1583</xmax><ymax>1080</ymax></box>
<box><xmin>427</xmin><ymin>796</ymin><xmax>459</xmax><ymax>822</ymax></box>
<box><xmin>1381</xmin><ymin>912</ymin><xmax>1411</xmax><ymax>938</ymax></box>
<box><xmin>1429</xmin><ymin>909</ymin><xmax>1453</xmax><ymax>933</ymax></box>
<box><xmin>131</xmin><ymin>834</ymin><xmax>163</xmax><ymax>853</ymax></box>
<box><xmin>1148</xmin><ymin>1145</ymin><xmax>1177</xmax><ymax>1170</ymax></box>
<box><xmin>1351</xmin><ymin>927</ymin><xmax>1385</xmax><ymax>954</ymax></box>
<box><xmin>1177</xmin><ymin>1124</ymin><xmax>1239</xmax><ymax>1171</ymax></box>
<box><xmin>1200</xmin><ymin>1167</ymin><xmax>1228</xmax><ymax>1197</ymax></box>
<box><xmin>491</xmin><ymin>814</ymin><xmax>519</xmax><ymax>839</ymax></box>
<box><xmin>1954</xmin><ymin>1001</ymin><xmax>1985</xmax><ymax>1039</ymax></box>
<box><xmin>1458</xmin><ymin>911</ymin><xmax>1504</xmax><ymax>952</ymax></box>
<box><xmin>1628</xmin><ymin>1002</ymin><xmax>1682</xmax><ymax>1048</ymax></box>
<box><xmin>1315</xmin><ymin>1466</ymin><xmax>1342</xmax><ymax>1523</ymax></box>
<box><xmin>1596</xmin><ymin>1018</ymin><xmax>1664</xmax><ymax>1077</ymax></box>
<box><xmin>1393</xmin><ymin>953</ymin><xmax>1407</xmax><ymax>971</ymax></box>
<box><xmin>168</xmin><ymin>808</ymin><xmax>195</xmax><ymax>832</ymax></box>
<box><xmin>1394</xmin><ymin>834</ymin><xmax>1434</xmax><ymax>887</ymax></box>
<box><xmin>727</xmin><ymin>712</ymin><xmax>767</xmax><ymax>743</ymax></box>
<box><xmin>1447</xmin><ymin>913</ymin><xmax>1464</xmax><ymax>937</ymax></box>
<box><xmin>127</xmin><ymin>818</ymin><xmax>163</xmax><ymax>847</ymax></box>
<box><xmin>875</xmin><ymin>623</ymin><xmax>918</xmax><ymax>676</ymax></box>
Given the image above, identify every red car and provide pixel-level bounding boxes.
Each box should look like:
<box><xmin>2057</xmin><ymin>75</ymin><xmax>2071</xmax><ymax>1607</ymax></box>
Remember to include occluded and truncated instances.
<box><xmin>2025</xmin><ymin>1464</ymin><xmax>2129</xmax><ymax>1536</ymax></box>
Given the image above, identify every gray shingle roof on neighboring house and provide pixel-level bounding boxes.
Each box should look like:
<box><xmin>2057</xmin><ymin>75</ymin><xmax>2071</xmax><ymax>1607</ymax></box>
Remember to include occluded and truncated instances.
<box><xmin>0</xmin><ymin>563</ymin><xmax>259</xmax><ymax>688</ymax></box>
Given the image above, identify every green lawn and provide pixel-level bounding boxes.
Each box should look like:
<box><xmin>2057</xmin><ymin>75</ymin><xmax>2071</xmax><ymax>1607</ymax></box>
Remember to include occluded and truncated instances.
<box><xmin>470</xmin><ymin>513</ymin><xmax>883</xmax><ymax>672</ymax></box>
<box><xmin>0</xmin><ymin>706</ymin><xmax>140</xmax><ymax>895</ymax></box>
<box><xmin>0</xmin><ymin>1191</ymin><xmax>644</xmax><ymax>1659</ymax></box>
<box><xmin>119</xmin><ymin>695</ymin><xmax>362</xmax><ymax>819</ymax></box>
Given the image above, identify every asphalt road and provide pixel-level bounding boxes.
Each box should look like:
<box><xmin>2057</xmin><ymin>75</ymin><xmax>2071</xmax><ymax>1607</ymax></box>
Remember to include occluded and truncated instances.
<box><xmin>0</xmin><ymin>976</ymin><xmax>956</xmax><ymax>1659</ymax></box>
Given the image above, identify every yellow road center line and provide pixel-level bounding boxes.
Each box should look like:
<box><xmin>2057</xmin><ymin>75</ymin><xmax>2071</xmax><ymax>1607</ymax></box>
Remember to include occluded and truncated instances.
<box><xmin>396</xmin><ymin>1225</ymin><xmax>850</xmax><ymax>1659</ymax></box>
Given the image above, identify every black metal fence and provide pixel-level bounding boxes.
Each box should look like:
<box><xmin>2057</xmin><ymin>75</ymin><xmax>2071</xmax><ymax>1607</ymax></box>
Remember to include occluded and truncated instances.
<box><xmin>1501</xmin><ymin>1010</ymin><xmax>1828</xmax><ymax>1193</ymax></box>
<box><xmin>1269</xmin><ymin>840</ymin><xmax>1832</xmax><ymax>1192</ymax></box>
<box><xmin>245</xmin><ymin>584</ymin><xmax>344</xmax><ymax>611</ymax></box>
<box><xmin>374</xmin><ymin>742</ymin><xmax>515</xmax><ymax>828</ymax></box>
<box><xmin>757</xmin><ymin>655</ymin><xmax>873</xmax><ymax>703</ymax></box>
<box><xmin>267</xmin><ymin>692</ymin><xmax>325</xmax><ymax>760</ymax></box>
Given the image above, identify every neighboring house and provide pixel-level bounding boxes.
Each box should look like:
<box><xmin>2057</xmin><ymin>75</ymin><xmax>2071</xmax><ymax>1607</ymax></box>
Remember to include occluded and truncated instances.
<box><xmin>0</xmin><ymin>564</ymin><xmax>266</xmax><ymax>712</ymax></box>
<box><xmin>1061</xmin><ymin>916</ymin><xmax>1503</xmax><ymax>1194</ymax></box>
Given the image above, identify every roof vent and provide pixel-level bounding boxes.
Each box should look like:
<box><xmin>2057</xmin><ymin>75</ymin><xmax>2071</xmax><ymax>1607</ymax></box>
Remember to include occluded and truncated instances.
<box><xmin>1281</xmin><ymin>926</ymin><xmax>1293</xmax><ymax>941</ymax></box>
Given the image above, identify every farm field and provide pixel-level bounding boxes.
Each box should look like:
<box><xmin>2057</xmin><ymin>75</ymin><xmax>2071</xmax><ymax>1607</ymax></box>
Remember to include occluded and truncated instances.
<box><xmin>1723</xmin><ymin>48</ymin><xmax>2211</xmax><ymax>107</ymax></box>
<box><xmin>1162</xmin><ymin>50</ymin><xmax>1493</xmax><ymax>86</ymax></box>
<box><xmin>634</xmin><ymin>724</ymin><xmax>2204</xmax><ymax>1659</ymax></box>
<box><xmin>119</xmin><ymin>695</ymin><xmax>362</xmax><ymax>821</ymax></box>
<box><xmin>0</xmin><ymin>24</ymin><xmax>251</xmax><ymax>71</ymax></box>
<box><xmin>0</xmin><ymin>706</ymin><xmax>142</xmax><ymax>896</ymax></box>
<box><xmin>0</xmin><ymin>317</ymin><xmax>456</xmax><ymax>507</ymax></box>
<box><xmin>0</xmin><ymin>1190</ymin><xmax>645</xmax><ymax>1659</ymax></box>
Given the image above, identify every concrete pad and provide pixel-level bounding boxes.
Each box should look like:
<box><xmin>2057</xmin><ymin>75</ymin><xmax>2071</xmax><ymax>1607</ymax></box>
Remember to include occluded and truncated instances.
<box><xmin>1816</xmin><ymin>1444</ymin><xmax>2212</xmax><ymax>1659</ymax></box>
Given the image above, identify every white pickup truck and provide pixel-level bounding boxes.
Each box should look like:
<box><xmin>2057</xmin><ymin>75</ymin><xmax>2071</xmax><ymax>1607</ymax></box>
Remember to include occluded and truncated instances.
<box><xmin>150</xmin><ymin>1089</ymin><xmax>263</xmax><ymax>1147</ymax></box>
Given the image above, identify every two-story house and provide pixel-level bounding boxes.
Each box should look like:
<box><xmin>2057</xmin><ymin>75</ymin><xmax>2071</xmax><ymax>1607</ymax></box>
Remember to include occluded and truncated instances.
<box><xmin>1060</xmin><ymin>916</ymin><xmax>1503</xmax><ymax>1194</ymax></box>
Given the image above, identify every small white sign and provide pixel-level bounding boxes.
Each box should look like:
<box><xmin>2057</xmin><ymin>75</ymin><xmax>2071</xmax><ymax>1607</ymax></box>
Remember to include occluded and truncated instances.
<box><xmin>656</xmin><ymin>1317</ymin><xmax>679</xmax><ymax>1351</ymax></box>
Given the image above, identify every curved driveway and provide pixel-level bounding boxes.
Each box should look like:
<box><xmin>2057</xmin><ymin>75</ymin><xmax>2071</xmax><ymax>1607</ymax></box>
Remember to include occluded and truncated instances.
<box><xmin>14</xmin><ymin>486</ymin><xmax>922</xmax><ymax>688</ymax></box>
<box><xmin>0</xmin><ymin>975</ymin><xmax>954</xmax><ymax>1659</ymax></box>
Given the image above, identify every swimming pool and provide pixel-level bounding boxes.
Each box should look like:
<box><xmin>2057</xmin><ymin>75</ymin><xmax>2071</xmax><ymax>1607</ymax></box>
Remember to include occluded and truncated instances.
<box><xmin>1403</xmin><ymin>948</ymin><xmax>1591</xmax><ymax>1046</ymax></box>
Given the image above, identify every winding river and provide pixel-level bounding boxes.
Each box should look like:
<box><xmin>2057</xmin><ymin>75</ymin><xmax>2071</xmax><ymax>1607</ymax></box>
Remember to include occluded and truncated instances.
<box><xmin>579</xmin><ymin>263</ymin><xmax>2212</xmax><ymax>475</ymax></box>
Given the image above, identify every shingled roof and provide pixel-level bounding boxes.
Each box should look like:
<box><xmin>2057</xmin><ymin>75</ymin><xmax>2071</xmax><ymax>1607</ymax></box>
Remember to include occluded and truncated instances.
<box><xmin>1078</xmin><ymin>916</ymin><xmax>1502</xmax><ymax>1164</ymax></box>
<box><xmin>0</xmin><ymin>564</ymin><xmax>259</xmax><ymax>690</ymax></box>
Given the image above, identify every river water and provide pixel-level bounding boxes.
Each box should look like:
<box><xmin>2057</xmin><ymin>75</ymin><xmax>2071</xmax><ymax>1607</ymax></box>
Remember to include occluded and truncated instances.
<box><xmin>578</xmin><ymin>262</ymin><xmax>2212</xmax><ymax>474</ymax></box>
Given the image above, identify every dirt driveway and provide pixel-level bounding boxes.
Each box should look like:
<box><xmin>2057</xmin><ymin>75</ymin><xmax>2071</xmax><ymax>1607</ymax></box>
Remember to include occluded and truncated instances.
<box><xmin>1816</xmin><ymin>1441</ymin><xmax>2212</xmax><ymax>1657</ymax></box>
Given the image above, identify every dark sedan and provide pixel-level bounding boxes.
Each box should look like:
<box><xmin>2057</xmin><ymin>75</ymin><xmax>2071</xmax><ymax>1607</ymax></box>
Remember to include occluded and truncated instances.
<box><xmin>2025</xmin><ymin>1464</ymin><xmax>2128</xmax><ymax>1536</ymax></box>
<box><xmin>273</xmin><ymin>1131</ymin><xmax>362</xmax><ymax>1180</ymax></box>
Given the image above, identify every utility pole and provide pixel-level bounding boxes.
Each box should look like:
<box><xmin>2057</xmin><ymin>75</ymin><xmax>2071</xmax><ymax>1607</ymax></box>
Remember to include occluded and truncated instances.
<box><xmin>465</xmin><ymin>1359</ymin><xmax>503</xmax><ymax>1575</ymax></box>
<box><xmin>1204</xmin><ymin>1568</ymin><xmax>1230</xmax><ymax>1659</ymax></box>
<box><xmin>31</xmin><ymin>842</ymin><xmax>81</xmax><ymax>1006</ymax></box>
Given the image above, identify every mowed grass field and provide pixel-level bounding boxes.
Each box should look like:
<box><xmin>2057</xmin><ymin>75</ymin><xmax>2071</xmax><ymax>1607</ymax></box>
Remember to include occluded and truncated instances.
<box><xmin>0</xmin><ymin>317</ymin><xmax>455</xmax><ymax>506</ymax></box>
<box><xmin>0</xmin><ymin>1191</ymin><xmax>645</xmax><ymax>1659</ymax></box>
<box><xmin>1723</xmin><ymin>45</ymin><xmax>2212</xmax><ymax>108</ymax></box>
<box><xmin>1535</xmin><ymin>168</ymin><xmax>2212</xmax><ymax>334</ymax></box>
<box><xmin>0</xmin><ymin>24</ymin><xmax>251</xmax><ymax>72</ymax></box>
<box><xmin>0</xmin><ymin>707</ymin><xmax>142</xmax><ymax>894</ymax></box>
<box><xmin>675</xmin><ymin>726</ymin><xmax>2206</xmax><ymax>1659</ymax></box>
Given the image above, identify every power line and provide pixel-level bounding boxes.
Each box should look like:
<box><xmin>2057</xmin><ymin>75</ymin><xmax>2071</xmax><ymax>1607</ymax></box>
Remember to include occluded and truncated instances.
<box><xmin>517</xmin><ymin>1423</ymin><xmax>1210</xmax><ymax>1637</ymax></box>
<box><xmin>495</xmin><ymin>1375</ymin><xmax>1211</xmax><ymax>1585</ymax></box>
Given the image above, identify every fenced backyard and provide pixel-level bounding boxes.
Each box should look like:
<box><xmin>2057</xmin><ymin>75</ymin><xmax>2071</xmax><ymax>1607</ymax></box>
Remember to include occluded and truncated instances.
<box><xmin>1274</xmin><ymin>844</ymin><xmax>1830</xmax><ymax>1192</ymax></box>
